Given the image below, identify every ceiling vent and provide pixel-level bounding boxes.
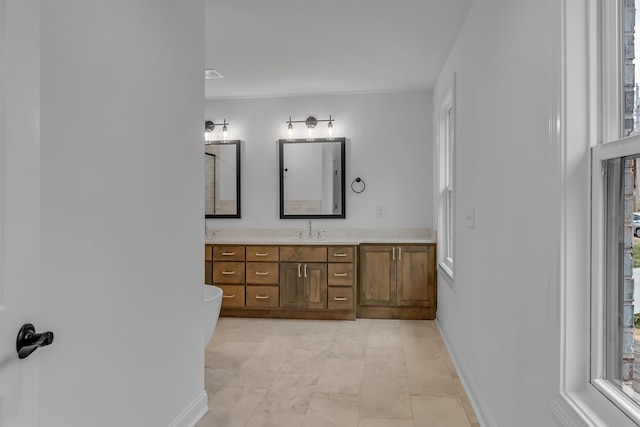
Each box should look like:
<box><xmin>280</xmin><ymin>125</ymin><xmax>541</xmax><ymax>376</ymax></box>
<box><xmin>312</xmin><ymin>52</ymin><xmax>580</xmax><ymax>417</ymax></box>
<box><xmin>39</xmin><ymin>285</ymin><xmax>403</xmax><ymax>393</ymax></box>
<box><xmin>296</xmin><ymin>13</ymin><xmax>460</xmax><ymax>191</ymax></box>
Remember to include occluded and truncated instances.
<box><xmin>204</xmin><ymin>69</ymin><xmax>224</xmax><ymax>79</ymax></box>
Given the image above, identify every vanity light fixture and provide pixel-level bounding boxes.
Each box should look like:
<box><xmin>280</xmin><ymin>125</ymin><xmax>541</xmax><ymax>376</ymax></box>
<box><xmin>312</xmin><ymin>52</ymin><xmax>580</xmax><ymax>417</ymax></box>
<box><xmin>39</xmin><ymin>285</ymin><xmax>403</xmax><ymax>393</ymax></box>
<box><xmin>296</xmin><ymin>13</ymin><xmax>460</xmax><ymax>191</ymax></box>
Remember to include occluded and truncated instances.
<box><xmin>204</xmin><ymin>119</ymin><xmax>230</xmax><ymax>142</ymax></box>
<box><xmin>285</xmin><ymin>115</ymin><xmax>335</xmax><ymax>140</ymax></box>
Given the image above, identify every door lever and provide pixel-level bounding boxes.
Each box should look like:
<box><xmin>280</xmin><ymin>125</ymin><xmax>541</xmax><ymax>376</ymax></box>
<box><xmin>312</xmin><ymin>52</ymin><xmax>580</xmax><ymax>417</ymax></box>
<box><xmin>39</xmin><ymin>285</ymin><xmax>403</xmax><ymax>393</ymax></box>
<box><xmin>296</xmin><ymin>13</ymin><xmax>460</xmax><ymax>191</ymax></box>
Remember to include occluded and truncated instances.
<box><xmin>16</xmin><ymin>323</ymin><xmax>54</xmax><ymax>359</ymax></box>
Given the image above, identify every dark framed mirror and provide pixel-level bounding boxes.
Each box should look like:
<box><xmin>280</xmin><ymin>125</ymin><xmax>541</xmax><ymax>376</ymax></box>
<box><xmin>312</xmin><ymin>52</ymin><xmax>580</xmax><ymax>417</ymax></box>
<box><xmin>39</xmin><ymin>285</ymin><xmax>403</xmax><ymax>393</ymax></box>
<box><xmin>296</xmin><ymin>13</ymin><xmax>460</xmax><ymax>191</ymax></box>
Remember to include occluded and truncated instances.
<box><xmin>279</xmin><ymin>138</ymin><xmax>346</xmax><ymax>219</ymax></box>
<box><xmin>205</xmin><ymin>140</ymin><xmax>241</xmax><ymax>218</ymax></box>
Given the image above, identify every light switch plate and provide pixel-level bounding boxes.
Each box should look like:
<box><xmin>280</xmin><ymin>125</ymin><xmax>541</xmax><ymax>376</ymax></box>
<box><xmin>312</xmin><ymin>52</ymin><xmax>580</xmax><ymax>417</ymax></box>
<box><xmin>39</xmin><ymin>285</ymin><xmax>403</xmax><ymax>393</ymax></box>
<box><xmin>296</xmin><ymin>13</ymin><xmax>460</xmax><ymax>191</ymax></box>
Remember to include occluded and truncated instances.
<box><xmin>465</xmin><ymin>208</ymin><xmax>475</xmax><ymax>229</ymax></box>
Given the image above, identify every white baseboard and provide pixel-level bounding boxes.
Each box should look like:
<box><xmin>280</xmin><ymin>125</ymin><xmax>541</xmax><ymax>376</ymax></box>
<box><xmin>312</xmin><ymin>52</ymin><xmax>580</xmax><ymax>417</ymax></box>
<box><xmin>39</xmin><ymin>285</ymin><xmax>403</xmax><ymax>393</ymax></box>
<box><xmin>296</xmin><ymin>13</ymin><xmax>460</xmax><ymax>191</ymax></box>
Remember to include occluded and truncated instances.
<box><xmin>168</xmin><ymin>390</ymin><xmax>209</xmax><ymax>427</ymax></box>
<box><xmin>436</xmin><ymin>318</ymin><xmax>497</xmax><ymax>427</ymax></box>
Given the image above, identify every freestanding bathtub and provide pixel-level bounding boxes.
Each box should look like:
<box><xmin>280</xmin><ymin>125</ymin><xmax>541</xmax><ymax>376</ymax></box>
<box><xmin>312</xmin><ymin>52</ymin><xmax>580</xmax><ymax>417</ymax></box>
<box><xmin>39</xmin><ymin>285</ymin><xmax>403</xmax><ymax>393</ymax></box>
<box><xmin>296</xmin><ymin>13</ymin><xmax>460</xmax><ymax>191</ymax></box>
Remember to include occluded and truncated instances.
<box><xmin>203</xmin><ymin>284</ymin><xmax>223</xmax><ymax>346</ymax></box>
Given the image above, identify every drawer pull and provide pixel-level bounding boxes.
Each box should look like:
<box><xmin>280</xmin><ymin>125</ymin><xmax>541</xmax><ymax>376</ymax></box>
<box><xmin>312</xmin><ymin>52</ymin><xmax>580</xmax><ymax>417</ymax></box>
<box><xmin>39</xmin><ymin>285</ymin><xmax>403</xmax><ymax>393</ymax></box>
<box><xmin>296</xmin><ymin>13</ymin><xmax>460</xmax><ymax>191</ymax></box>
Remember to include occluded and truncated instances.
<box><xmin>333</xmin><ymin>296</ymin><xmax>348</xmax><ymax>301</ymax></box>
<box><xmin>332</xmin><ymin>253</ymin><xmax>348</xmax><ymax>257</ymax></box>
<box><xmin>222</xmin><ymin>252</ymin><xmax>236</xmax><ymax>256</ymax></box>
<box><xmin>255</xmin><ymin>271</ymin><xmax>269</xmax><ymax>276</ymax></box>
<box><xmin>255</xmin><ymin>295</ymin><xmax>270</xmax><ymax>300</ymax></box>
<box><xmin>221</xmin><ymin>271</ymin><xmax>236</xmax><ymax>275</ymax></box>
<box><xmin>255</xmin><ymin>252</ymin><xmax>270</xmax><ymax>257</ymax></box>
<box><xmin>223</xmin><ymin>294</ymin><xmax>236</xmax><ymax>299</ymax></box>
<box><xmin>333</xmin><ymin>273</ymin><xmax>348</xmax><ymax>277</ymax></box>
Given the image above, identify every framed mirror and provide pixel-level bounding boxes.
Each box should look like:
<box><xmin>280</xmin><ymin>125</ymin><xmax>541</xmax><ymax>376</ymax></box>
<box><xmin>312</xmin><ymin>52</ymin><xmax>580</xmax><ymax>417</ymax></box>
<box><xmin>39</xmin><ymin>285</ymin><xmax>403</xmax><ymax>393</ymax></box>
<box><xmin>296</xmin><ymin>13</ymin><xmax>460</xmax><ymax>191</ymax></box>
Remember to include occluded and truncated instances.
<box><xmin>205</xmin><ymin>140</ymin><xmax>241</xmax><ymax>218</ymax></box>
<box><xmin>279</xmin><ymin>138</ymin><xmax>346</xmax><ymax>219</ymax></box>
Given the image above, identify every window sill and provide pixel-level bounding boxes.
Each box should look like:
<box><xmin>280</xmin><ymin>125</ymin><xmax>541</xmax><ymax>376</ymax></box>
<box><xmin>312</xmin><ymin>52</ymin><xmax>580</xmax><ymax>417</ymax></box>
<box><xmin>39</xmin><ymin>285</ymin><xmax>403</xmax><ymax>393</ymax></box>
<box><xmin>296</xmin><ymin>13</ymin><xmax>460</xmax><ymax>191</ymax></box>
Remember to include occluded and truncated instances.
<box><xmin>438</xmin><ymin>259</ymin><xmax>454</xmax><ymax>283</ymax></box>
<box><xmin>552</xmin><ymin>385</ymin><xmax>640</xmax><ymax>427</ymax></box>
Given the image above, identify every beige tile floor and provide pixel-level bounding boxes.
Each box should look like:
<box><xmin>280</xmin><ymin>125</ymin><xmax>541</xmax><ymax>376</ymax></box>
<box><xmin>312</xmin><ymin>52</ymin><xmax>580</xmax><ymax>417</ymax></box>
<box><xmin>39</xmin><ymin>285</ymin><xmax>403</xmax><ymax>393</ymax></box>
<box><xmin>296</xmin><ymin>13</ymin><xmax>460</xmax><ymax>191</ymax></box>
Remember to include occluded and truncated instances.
<box><xmin>197</xmin><ymin>317</ymin><xmax>479</xmax><ymax>427</ymax></box>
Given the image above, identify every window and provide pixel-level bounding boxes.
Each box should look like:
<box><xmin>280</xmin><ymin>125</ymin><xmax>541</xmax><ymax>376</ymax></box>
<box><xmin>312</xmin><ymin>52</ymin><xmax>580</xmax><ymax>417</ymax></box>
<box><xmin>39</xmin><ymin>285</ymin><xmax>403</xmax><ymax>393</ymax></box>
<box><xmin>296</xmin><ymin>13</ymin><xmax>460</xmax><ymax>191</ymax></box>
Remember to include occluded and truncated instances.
<box><xmin>438</xmin><ymin>77</ymin><xmax>455</xmax><ymax>279</ymax></box>
<box><xmin>590</xmin><ymin>0</ymin><xmax>640</xmax><ymax>422</ymax></box>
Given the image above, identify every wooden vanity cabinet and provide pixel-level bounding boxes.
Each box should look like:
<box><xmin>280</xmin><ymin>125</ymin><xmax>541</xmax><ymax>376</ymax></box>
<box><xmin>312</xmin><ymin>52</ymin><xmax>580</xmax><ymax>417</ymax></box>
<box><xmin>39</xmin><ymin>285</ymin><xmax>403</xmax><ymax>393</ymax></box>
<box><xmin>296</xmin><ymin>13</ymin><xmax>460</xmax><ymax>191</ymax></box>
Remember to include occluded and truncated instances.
<box><xmin>358</xmin><ymin>244</ymin><xmax>436</xmax><ymax>319</ymax></box>
<box><xmin>245</xmin><ymin>245</ymin><xmax>279</xmax><ymax>308</ymax></box>
<box><xmin>204</xmin><ymin>244</ymin><xmax>213</xmax><ymax>285</ymax></box>
<box><xmin>327</xmin><ymin>246</ymin><xmax>355</xmax><ymax>310</ymax></box>
<box><xmin>213</xmin><ymin>245</ymin><xmax>246</xmax><ymax>308</ymax></box>
<box><xmin>211</xmin><ymin>243</ymin><xmax>357</xmax><ymax>320</ymax></box>
<box><xmin>279</xmin><ymin>246</ymin><xmax>328</xmax><ymax>309</ymax></box>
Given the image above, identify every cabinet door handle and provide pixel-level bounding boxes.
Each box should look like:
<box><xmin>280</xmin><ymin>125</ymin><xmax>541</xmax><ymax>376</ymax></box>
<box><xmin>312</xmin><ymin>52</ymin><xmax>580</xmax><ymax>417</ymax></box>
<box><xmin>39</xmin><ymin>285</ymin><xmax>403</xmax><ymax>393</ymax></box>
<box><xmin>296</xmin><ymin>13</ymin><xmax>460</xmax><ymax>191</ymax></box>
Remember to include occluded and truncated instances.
<box><xmin>304</xmin><ymin>264</ymin><xmax>308</xmax><ymax>277</ymax></box>
<box><xmin>298</xmin><ymin>263</ymin><xmax>302</xmax><ymax>278</ymax></box>
<box><xmin>221</xmin><ymin>252</ymin><xmax>235</xmax><ymax>256</ymax></box>
<box><xmin>392</xmin><ymin>247</ymin><xmax>395</xmax><ymax>260</ymax></box>
<box><xmin>332</xmin><ymin>253</ymin><xmax>348</xmax><ymax>257</ymax></box>
<box><xmin>398</xmin><ymin>247</ymin><xmax>402</xmax><ymax>260</ymax></box>
<box><xmin>255</xmin><ymin>271</ymin><xmax>269</xmax><ymax>276</ymax></box>
<box><xmin>255</xmin><ymin>252</ymin><xmax>269</xmax><ymax>257</ymax></box>
<box><xmin>333</xmin><ymin>272</ymin><xmax>348</xmax><ymax>277</ymax></box>
<box><xmin>255</xmin><ymin>295</ymin><xmax>270</xmax><ymax>300</ymax></box>
<box><xmin>333</xmin><ymin>296</ymin><xmax>348</xmax><ymax>301</ymax></box>
<box><xmin>221</xmin><ymin>270</ymin><xmax>236</xmax><ymax>275</ymax></box>
<box><xmin>223</xmin><ymin>294</ymin><xmax>235</xmax><ymax>299</ymax></box>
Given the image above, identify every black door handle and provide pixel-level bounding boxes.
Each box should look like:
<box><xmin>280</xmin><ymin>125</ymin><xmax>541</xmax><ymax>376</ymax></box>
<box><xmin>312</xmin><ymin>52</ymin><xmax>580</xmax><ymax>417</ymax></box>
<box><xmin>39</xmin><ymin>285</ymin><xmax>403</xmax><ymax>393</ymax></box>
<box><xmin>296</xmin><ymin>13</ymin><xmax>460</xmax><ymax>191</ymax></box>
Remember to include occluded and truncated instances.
<box><xmin>16</xmin><ymin>323</ymin><xmax>54</xmax><ymax>359</ymax></box>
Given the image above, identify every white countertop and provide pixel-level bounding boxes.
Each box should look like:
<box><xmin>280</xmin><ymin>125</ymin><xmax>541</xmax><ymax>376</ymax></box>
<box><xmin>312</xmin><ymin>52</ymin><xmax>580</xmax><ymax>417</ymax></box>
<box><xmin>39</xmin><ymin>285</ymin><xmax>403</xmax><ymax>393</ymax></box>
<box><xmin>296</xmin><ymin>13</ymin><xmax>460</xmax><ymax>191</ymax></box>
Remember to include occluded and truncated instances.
<box><xmin>204</xmin><ymin>228</ymin><xmax>435</xmax><ymax>245</ymax></box>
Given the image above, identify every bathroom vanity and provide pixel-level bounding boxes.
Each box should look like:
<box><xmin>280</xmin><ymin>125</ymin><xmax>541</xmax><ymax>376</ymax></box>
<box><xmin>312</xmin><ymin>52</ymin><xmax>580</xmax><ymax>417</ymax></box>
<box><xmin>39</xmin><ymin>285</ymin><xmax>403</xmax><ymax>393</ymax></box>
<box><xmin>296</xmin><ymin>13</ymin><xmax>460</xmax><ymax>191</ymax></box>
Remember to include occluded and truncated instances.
<box><xmin>204</xmin><ymin>231</ymin><xmax>436</xmax><ymax>320</ymax></box>
<box><xmin>206</xmin><ymin>243</ymin><xmax>357</xmax><ymax>320</ymax></box>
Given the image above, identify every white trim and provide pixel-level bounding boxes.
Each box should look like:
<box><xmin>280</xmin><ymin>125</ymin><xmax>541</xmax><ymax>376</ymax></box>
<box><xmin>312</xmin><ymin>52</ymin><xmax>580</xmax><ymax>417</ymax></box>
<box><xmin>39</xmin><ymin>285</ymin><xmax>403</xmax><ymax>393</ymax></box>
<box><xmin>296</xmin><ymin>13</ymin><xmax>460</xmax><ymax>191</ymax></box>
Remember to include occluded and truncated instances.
<box><xmin>590</xmin><ymin>134</ymin><xmax>640</xmax><ymax>424</ymax></box>
<box><xmin>602</xmin><ymin>0</ymin><xmax>623</xmax><ymax>142</ymax></box>
<box><xmin>436</xmin><ymin>318</ymin><xmax>497</xmax><ymax>427</ymax></box>
<box><xmin>436</xmin><ymin>73</ymin><xmax>456</xmax><ymax>287</ymax></box>
<box><xmin>557</xmin><ymin>0</ymin><xmax>640</xmax><ymax>425</ymax></box>
<box><xmin>168</xmin><ymin>390</ymin><xmax>208</xmax><ymax>427</ymax></box>
<box><xmin>0</xmin><ymin>0</ymin><xmax>4</xmax><ymax>310</ymax></box>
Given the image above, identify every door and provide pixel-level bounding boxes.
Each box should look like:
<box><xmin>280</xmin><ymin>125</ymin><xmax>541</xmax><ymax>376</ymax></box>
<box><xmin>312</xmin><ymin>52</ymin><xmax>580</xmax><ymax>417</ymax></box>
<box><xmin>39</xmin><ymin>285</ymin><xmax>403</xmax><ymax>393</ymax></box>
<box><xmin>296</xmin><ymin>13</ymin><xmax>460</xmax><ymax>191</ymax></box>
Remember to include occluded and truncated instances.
<box><xmin>397</xmin><ymin>245</ymin><xmax>435</xmax><ymax>307</ymax></box>
<box><xmin>359</xmin><ymin>245</ymin><xmax>397</xmax><ymax>306</ymax></box>
<box><xmin>280</xmin><ymin>263</ymin><xmax>305</xmax><ymax>308</ymax></box>
<box><xmin>304</xmin><ymin>263</ymin><xmax>327</xmax><ymax>309</ymax></box>
<box><xmin>0</xmin><ymin>1</ymin><xmax>42</xmax><ymax>425</ymax></box>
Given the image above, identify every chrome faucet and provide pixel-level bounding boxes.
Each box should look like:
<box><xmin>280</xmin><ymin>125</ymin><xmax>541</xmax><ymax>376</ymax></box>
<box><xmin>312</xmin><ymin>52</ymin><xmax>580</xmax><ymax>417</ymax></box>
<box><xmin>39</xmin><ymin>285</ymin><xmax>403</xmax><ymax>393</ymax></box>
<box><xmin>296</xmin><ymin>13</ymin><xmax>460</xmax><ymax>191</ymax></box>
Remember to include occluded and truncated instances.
<box><xmin>307</xmin><ymin>219</ymin><xmax>313</xmax><ymax>238</ymax></box>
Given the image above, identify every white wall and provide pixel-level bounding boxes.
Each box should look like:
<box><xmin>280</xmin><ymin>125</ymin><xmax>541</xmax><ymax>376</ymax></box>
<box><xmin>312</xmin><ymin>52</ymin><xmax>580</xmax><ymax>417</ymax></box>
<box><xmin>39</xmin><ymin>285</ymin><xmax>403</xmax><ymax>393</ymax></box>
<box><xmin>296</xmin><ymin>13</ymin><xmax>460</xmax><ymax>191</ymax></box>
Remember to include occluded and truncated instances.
<box><xmin>205</xmin><ymin>91</ymin><xmax>433</xmax><ymax>230</ymax></box>
<box><xmin>38</xmin><ymin>1</ymin><xmax>205</xmax><ymax>426</ymax></box>
<box><xmin>433</xmin><ymin>0</ymin><xmax>559</xmax><ymax>426</ymax></box>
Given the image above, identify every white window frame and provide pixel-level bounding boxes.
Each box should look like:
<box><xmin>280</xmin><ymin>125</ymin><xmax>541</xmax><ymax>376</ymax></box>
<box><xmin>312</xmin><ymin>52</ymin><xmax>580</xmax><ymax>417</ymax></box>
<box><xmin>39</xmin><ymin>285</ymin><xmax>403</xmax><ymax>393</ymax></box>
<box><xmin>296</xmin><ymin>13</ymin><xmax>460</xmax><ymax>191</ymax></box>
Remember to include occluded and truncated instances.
<box><xmin>437</xmin><ymin>76</ymin><xmax>455</xmax><ymax>280</ymax></box>
<box><xmin>553</xmin><ymin>1</ymin><xmax>640</xmax><ymax>426</ymax></box>
<box><xmin>591</xmin><ymin>136</ymin><xmax>640</xmax><ymax>425</ymax></box>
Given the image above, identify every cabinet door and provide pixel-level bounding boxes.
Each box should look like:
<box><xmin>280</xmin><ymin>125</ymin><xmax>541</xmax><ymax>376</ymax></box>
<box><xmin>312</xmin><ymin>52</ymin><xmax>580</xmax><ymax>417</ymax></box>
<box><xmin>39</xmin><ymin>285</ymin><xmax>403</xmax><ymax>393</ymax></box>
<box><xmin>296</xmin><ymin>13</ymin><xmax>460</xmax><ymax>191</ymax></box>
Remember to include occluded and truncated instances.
<box><xmin>280</xmin><ymin>263</ymin><xmax>304</xmax><ymax>308</ymax></box>
<box><xmin>304</xmin><ymin>263</ymin><xmax>327</xmax><ymax>309</ymax></box>
<box><xmin>359</xmin><ymin>245</ymin><xmax>397</xmax><ymax>306</ymax></box>
<box><xmin>397</xmin><ymin>245</ymin><xmax>435</xmax><ymax>307</ymax></box>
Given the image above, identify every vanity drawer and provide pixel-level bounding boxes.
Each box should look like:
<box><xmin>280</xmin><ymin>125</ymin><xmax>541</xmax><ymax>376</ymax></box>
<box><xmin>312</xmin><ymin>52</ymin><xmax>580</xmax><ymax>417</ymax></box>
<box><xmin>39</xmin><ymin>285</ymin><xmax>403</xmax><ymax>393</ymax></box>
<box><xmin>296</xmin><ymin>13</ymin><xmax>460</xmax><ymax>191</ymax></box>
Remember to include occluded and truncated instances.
<box><xmin>280</xmin><ymin>246</ymin><xmax>327</xmax><ymax>262</ymax></box>
<box><xmin>328</xmin><ymin>246</ymin><xmax>354</xmax><ymax>262</ymax></box>
<box><xmin>246</xmin><ymin>246</ymin><xmax>279</xmax><ymax>262</ymax></box>
<box><xmin>246</xmin><ymin>262</ymin><xmax>279</xmax><ymax>284</ymax></box>
<box><xmin>205</xmin><ymin>244</ymin><xmax>213</xmax><ymax>261</ymax></box>
<box><xmin>218</xmin><ymin>285</ymin><xmax>245</xmax><ymax>308</ymax></box>
<box><xmin>213</xmin><ymin>246</ymin><xmax>245</xmax><ymax>261</ymax></box>
<box><xmin>213</xmin><ymin>261</ymin><xmax>245</xmax><ymax>284</ymax></box>
<box><xmin>328</xmin><ymin>263</ymin><xmax>354</xmax><ymax>286</ymax></box>
<box><xmin>245</xmin><ymin>285</ymin><xmax>279</xmax><ymax>308</ymax></box>
<box><xmin>328</xmin><ymin>287</ymin><xmax>354</xmax><ymax>309</ymax></box>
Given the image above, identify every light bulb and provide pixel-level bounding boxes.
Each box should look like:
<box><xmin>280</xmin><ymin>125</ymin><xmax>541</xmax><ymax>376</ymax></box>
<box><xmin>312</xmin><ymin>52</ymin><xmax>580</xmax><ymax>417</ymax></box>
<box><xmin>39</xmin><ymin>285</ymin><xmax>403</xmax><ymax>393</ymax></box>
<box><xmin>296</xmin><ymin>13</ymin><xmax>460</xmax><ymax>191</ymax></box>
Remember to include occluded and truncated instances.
<box><xmin>221</xmin><ymin>125</ymin><xmax>228</xmax><ymax>141</ymax></box>
<box><xmin>327</xmin><ymin>120</ymin><xmax>334</xmax><ymax>138</ymax></box>
<box><xmin>287</xmin><ymin>122</ymin><xmax>294</xmax><ymax>139</ymax></box>
<box><xmin>307</xmin><ymin>125</ymin><xmax>314</xmax><ymax>139</ymax></box>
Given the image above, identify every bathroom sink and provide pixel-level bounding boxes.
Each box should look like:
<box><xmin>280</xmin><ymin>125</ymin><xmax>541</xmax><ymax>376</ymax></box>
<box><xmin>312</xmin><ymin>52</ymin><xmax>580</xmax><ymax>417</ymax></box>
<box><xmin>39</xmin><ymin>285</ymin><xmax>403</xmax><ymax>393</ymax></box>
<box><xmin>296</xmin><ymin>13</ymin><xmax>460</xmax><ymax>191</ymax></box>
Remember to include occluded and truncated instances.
<box><xmin>289</xmin><ymin>237</ymin><xmax>326</xmax><ymax>242</ymax></box>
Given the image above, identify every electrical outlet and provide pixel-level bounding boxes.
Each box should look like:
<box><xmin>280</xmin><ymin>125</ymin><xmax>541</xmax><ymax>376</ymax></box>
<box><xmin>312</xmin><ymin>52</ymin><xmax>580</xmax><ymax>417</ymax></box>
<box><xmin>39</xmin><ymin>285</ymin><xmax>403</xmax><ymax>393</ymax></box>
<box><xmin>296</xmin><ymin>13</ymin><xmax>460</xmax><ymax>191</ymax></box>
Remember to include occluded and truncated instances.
<box><xmin>376</xmin><ymin>206</ymin><xmax>385</xmax><ymax>218</ymax></box>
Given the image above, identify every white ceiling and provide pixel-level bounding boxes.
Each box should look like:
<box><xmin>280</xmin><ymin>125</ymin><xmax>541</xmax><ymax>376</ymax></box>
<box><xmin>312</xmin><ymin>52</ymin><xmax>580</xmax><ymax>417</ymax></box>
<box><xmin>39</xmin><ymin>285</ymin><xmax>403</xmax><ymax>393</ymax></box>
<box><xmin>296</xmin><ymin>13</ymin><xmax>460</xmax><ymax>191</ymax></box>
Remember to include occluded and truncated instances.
<box><xmin>205</xmin><ymin>0</ymin><xmax>471</xmax><ymax>100</ymax></box>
